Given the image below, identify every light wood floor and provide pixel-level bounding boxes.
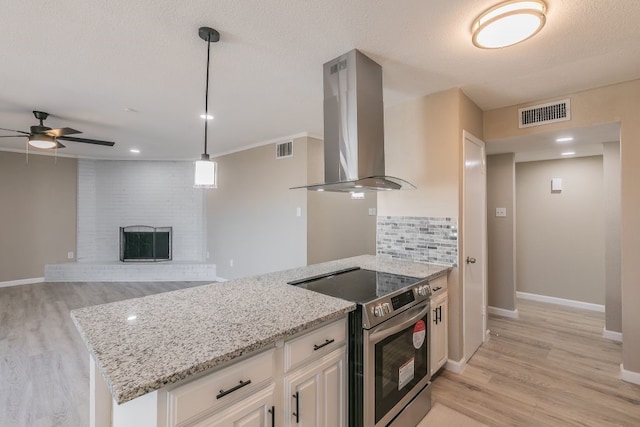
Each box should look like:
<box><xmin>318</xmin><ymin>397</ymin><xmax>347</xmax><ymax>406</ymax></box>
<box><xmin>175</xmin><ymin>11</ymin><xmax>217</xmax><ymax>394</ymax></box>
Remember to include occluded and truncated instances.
<box><xmin>432</xmin><ymin>299</ymin><xmax>640</xmax><ymax>426</ymax></box>
<box><xmin>0</xmin><ymin>281</ymin><xmax>211</xmax><ymax>427</ymax></box>
<box><xmin>2</xmin><ymin>283</ymin><xmax>639</xmax><ymax>426</ymax></box>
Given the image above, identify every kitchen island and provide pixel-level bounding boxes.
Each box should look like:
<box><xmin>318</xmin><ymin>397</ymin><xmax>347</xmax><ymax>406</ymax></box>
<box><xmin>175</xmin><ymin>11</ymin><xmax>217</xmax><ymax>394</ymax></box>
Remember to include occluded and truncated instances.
<box><xmin>72</xmin><ymin>255</ymin><xmax>450</xmax><ymax>426</ymax></box>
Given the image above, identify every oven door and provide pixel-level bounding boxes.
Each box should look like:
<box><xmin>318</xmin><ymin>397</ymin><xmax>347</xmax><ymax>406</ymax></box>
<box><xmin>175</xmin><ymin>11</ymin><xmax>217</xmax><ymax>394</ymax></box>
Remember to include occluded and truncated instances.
<box><xmin>363</xmin><ymin>301</ymin><xmax>430</xmax><ymax>427</ymax></box>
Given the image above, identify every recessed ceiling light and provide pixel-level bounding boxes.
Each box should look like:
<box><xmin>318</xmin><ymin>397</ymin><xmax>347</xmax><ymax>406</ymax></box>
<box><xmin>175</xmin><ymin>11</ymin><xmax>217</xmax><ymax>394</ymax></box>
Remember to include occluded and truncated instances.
<box><xmin>561</xmin><ymin>151</ymin><xmax>576</xmax><ymax>156</ymax></box>
<box><xmin>130</xmin><ymin>149</ymin><xmax>140</xmax><ymax>154</ymax></box>
<box><xmin>556</xmin><ymin>137</ymin><xmax>574</xmax><ymax>143</ymax></box>
<box><xmin>200</xmin><ymin>114</ymin><xmax>214</xmax><ymax>120</ymax></box>
<box><xmin>472</xmin><ymin>0</ymin><xmax>547</xmax><ymax>49</ymax></box>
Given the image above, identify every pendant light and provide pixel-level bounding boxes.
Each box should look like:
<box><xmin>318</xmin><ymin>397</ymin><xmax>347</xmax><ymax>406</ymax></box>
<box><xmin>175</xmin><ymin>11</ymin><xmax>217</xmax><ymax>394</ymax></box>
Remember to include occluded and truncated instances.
<box><xmin>194</xmin><ymin>27</ymin><xmax>220</xmax><ymax>188</ymax></box>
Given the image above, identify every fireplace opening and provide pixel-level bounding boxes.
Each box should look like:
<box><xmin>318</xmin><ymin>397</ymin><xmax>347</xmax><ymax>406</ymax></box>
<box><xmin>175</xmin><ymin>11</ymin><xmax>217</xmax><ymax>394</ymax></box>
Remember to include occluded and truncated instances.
<box><xmin>120</xmin><ymin>226</ymin><xmax>172</xmax><ymax>262</ymax></box>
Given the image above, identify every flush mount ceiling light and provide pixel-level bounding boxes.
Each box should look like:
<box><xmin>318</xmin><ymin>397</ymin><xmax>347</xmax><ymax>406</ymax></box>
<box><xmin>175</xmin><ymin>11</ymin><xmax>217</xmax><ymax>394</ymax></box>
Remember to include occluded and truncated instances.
<box><xmin>194</xmin><ymin>26</ymin><xmax>220</xmax><ymax>189</ymax></box>
<box><xmin>472</xmin><ymin>0</ymin><xmax>547</xmax><ymax>49</ymax></box>
<box><xmin>561</xmin><ymin>151</ymin><xmax>576</xmax><ymax>156</ymax></box>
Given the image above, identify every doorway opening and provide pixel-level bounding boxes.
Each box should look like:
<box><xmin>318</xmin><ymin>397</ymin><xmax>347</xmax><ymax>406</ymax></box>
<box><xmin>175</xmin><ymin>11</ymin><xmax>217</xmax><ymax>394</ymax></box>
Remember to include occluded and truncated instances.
<box><xmin>484</xmin><ymin>122</ymin><xmax>622</xmax><ymax>341</ymax></box>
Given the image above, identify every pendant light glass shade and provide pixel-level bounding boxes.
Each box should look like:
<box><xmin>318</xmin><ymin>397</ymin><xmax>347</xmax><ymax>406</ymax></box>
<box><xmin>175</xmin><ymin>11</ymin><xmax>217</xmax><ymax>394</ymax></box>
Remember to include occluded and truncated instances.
<box><xmin>472</xmin><ymin>0</ymin><xmax>546</xmax><ymax>49</ymax></box>
<box><xmin>28</xmin><ymin>134</ymin><xmax>57</xmax><ymax>149</ymax></box>
<box><xmin>194</xmin><ymin>154</ymin><xmax>217</xmax><ymax>188</ymax></box>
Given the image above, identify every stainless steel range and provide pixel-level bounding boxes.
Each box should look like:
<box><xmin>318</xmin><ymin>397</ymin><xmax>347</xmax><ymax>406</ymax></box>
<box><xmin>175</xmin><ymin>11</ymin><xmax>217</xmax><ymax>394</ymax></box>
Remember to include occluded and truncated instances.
<box><xmin>289</xmin><ymin>267</ymin><xmax>434</xmax><ymax>426</ymax></box>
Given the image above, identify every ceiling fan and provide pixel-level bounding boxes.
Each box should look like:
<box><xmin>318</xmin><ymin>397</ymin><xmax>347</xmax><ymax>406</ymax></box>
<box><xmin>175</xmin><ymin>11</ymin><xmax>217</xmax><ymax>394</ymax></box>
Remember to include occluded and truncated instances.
<box><xmin>0</xmin><ymin>110</ymin><xmax>115</xmax><ymax>149</ymax></box>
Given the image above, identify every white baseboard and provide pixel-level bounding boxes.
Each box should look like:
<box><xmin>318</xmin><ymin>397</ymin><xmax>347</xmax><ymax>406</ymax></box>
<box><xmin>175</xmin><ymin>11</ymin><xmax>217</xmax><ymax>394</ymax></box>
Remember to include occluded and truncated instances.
<box><xmin>446</xmin><ymin>357</ymin><xmax>467</xmax><ymax>374</ymax></box>
<box><xmin>0</xmin><ymin>277</ymin><xmax>45</xmax><ymax>288</ymax></box>
<box><xmin>216</xmin><ymin>277</ymin><xmax>229</xmax><ymax>282</ymax></box>
<box><xmin>488</xmin><ymin>306</ymin><xmax>519</xmax><ymax>319</ymax></box>
<box><xmin>603</xmin><ymin>328</ymin><xmax>622</xmax><ymax>342</ymax></box>
<box><xmin>621</xmin><ymin>364</ymin><xmax>640</xmax><ymax>385</ymax></box>
<box><xmin>516</xmin><ymin>291</ymin><xmax>604</xmax><ymax>312</ymax></box>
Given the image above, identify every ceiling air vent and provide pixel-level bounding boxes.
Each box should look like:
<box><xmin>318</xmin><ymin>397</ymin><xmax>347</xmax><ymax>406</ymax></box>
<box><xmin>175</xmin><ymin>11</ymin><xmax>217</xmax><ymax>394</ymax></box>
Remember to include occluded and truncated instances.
<box><xmin>276</xmin><ymin>140</ymin><xmax>293</xmax><ymax>159</ymax></box>
<box><xmin>518</xmin><ymin>99</ymin><xmax>571</xmax><ymax>128</ymax></box>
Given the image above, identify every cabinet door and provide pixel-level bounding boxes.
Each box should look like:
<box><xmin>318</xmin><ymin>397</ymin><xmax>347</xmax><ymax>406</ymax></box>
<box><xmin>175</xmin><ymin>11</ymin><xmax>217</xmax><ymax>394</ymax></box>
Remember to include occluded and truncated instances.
<box><xmin>430</xmin><ymin>294</ymin><xmax>449</xmax><ymax>375</ymax></box>
<box><xmin>321</xmin><ymin>353</ymin><xmax>345</xmax><ymax>427</ymax></box>
<box><xmin>194</xmin><ymin>385</ymin><xmax>275</xmax><ymax>427</ymax></box>
<box><xmin>283</xmin><ymin>348</ymin><xmax>346</xmax><ymax>427</ymax></box>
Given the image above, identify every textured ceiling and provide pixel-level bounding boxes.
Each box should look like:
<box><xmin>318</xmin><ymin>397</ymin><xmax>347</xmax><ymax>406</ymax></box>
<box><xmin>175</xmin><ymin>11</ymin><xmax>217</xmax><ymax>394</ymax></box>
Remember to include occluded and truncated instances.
<box><xmin>1</xmin><ymin>0</ymin><xmax>639</xmax><ymax>160</ymax></box>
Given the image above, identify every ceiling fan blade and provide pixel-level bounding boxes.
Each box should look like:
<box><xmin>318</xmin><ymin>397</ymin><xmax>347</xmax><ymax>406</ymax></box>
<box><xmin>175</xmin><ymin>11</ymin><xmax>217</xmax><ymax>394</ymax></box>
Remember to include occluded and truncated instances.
<box><xmin>0</xmin><ymin>134</ymin><xmax>28</xmax><ymax>138</ymax></box>
<box><xmin>57</xmin><ymin>135</ymin><xmax>115</xmax><ymax>146</ymax></box>
<box><xmin>55</xmin><ymin>141</ymin><xmax>66</xmax><ymax>149</ymax></box>
<box><xmin>46</xmin><ymin>127</ymin><xmax>81</xmax><ymax>137</ymax></box>
<box><xmin>0</xmin><ymin>127</ymin><xmax>29</xmax><ymax>135</ymax></box>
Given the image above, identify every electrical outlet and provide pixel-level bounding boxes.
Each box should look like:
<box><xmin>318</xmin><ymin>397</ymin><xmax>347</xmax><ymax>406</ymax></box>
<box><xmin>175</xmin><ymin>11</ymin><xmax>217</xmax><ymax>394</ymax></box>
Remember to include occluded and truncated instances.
<box><xmin>206</xmin><ymin>251</ymin><xmax>210</xmax><ymax>259</ymax></box>
<box><xmin>368</xmin><ymin>208</ymin><xmax>377</xmax><ymax>216</ymax></box>
<box><xmin>230</xmin><ymin>259</ymin><xmax>234</xmax><ymax>267</ymax></box>
<box><xmin>67</xmin><ymin>251</ymin><xmax>74</xmax><ymax>259</ymax></box>
<box><xmin>296</xmin><ymin>207</ymin><xmax>301</xmax><ymax>217</ymax></box>
<box><xmin>495</xmin><ymin>207</ymin><xmax>507</xmax><ymax>217</ymax></box>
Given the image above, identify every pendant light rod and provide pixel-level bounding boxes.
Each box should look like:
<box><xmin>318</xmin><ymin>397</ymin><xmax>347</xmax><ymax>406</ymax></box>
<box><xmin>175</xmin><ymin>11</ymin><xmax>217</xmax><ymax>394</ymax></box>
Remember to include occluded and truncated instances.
<box><xmin>199</xmin><ymin>27</ymin><xmax>220</xmax><ymax>158</ymax></box>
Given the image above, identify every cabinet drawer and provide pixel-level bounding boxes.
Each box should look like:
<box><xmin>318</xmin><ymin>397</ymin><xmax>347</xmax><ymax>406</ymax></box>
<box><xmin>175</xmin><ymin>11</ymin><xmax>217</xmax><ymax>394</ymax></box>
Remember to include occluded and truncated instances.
<box><xmin>167</xmin><ymin>348</ymin><xmax>275</xmax><ymax>426</ymax></box>
<box><xmin>429</xmin><ymin>274</ymin><xmax>447</xmax><ymax>290</ymax></box>
<box><xmin>284</xmin><ymin>318</ymin><xmax>346</xmax><ymax>373</ymax></box>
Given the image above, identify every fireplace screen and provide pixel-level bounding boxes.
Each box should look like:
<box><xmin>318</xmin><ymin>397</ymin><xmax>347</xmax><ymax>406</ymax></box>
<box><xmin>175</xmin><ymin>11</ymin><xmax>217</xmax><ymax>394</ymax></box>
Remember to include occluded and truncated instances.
<box><xmin>119</xmin><ymin>226</ymin><xmax>172</xmax><ymax>262</ymax></box>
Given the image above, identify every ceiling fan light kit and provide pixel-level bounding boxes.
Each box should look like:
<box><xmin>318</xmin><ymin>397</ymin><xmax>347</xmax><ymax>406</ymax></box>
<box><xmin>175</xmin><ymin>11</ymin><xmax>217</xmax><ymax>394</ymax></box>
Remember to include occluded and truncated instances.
<box><xmin>0</xmin><ymin>110</ymin><xmax>115</xmax><ymax>151</ymax></box>
<box><xmin>472</xmin><ymin>0</ymin><xmax>547</xmax><ymax>49</ymax></box>
<box><xmin>194</xmin><ymin>26</ymin><xmax>220</xmax><ymax>189</ymax></box>
<box><xmin>28</xmin><ymin>133</ymin><xmax>57</xmax><ymax>149</ymax></box>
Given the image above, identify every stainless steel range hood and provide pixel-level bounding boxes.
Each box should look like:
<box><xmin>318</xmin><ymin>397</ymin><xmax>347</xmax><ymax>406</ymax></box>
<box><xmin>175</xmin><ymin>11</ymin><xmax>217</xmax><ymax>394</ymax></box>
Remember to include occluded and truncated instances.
<box><xmin>293</xmin><ymin>49</ymin><xmax>415</xmax><ymax>192</ymax></box>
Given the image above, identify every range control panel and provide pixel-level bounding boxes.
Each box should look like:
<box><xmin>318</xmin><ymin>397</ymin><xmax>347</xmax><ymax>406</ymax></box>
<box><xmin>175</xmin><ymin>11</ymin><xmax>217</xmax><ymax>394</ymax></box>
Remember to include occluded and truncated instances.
<box><xmin>362</xmin><ymin>279</ymin><xmax>431</xmax><ymax>329</ymax></box>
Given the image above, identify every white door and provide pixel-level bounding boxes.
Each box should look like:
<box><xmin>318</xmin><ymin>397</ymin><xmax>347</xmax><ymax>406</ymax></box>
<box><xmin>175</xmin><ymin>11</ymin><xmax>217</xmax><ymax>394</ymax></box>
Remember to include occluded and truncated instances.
<box><xmin>463</xmin><ymin>131</ymin><xmax>487</xmax><ymax>362</ymax></box>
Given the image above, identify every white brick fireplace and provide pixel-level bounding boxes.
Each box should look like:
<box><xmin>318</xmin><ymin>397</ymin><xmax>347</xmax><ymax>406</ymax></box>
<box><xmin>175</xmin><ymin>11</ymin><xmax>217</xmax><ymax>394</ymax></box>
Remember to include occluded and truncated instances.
<box><xmin>45</xmin><ymin>159</ymin><xmax>216</xmax><ymax>282</ymax></box>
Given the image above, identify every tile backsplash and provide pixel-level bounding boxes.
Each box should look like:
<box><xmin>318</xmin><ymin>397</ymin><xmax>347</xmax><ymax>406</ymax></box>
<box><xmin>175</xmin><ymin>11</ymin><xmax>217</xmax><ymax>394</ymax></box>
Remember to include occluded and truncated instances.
<box><xmin>377</xmin><ymin>216</ymin><xmax>458</xmax><ymax>267</ymax></box>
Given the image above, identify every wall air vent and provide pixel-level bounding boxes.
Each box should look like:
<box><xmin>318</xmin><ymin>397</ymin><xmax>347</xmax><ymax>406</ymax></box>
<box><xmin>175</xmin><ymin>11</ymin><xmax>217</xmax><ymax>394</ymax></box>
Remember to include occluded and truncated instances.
<box><xmin>276</xmin><ymin>141</ymin><xmax>293</xmax><ymax>159</ymax></box>
<box><xmin>518</xmin><ymin>99</ymin><xmax>571</xmax><ymax>128</ymax></box>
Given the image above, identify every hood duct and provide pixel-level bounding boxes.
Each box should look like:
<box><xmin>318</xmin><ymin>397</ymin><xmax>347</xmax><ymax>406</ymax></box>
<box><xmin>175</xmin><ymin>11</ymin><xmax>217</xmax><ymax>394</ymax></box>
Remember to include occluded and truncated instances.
<box><xmin>293</xmin><ymin>49</ymin><xmax>415</xmax><ymax>192</ymax></box>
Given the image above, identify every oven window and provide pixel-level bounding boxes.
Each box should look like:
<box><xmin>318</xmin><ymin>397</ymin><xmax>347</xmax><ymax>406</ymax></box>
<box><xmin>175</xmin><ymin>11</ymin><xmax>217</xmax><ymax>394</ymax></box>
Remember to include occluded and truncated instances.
<box><xmin>374</xmin><ymin>315</ymin><xmax>428</xmax><ymax>423</ymax></box>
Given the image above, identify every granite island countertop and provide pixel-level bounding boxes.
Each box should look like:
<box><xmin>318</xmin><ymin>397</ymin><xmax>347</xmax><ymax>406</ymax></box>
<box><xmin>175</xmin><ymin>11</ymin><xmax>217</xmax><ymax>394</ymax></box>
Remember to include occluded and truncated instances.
<box><xmin>71</xmin><ymin>255</ymin><xmax>450</xmax><ymax>405</ymax></box>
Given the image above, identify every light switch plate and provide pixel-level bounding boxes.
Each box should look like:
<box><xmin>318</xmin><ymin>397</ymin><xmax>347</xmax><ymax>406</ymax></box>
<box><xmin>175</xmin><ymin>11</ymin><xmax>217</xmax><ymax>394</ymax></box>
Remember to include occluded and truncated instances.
<box><xmin>495</xmin><ymin>207</ymin><xmax>507</xmax><ymax>217</ymax></box>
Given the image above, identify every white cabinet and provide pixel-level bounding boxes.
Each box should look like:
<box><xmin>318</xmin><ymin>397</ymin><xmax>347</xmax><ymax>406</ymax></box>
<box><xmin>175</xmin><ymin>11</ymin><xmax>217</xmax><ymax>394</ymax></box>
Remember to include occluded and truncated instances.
<box><xmin>430</xmin><ymin>289</ymin><xmax>448</xmax><ymax>376</ymax></box>
<box><xmin>193</xmin><ymin>385</ymin><xmax>275</xmax><ymax>427</ymax></box>
<box><xmin>283</xmin><ymin>348</ymin><xmax>346</xmax><ymax>427</ymax></box>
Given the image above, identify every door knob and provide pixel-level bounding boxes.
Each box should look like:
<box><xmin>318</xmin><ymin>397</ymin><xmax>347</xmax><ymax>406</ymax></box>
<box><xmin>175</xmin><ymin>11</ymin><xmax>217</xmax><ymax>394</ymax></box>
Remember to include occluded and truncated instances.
<box><xmin>466</xmin><ymin>257</ymin><xmax>476</xmax><ymax>264</ymax></box>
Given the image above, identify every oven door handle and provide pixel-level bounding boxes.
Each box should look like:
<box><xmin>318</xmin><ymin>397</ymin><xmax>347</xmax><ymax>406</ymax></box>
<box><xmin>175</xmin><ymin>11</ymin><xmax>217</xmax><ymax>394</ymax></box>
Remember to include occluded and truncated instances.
<box><xmin>368</xmin><ymin>302</ymin><xmax>430</xmax><ymax>343</ymax></box>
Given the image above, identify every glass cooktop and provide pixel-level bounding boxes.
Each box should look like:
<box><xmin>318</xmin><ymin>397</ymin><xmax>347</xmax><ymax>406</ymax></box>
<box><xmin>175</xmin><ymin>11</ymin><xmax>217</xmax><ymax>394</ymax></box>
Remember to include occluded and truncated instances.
<box><xmin>288</xmin><ymin>267</ymin><xmax>422</xmax><ymax>304</ymax></box>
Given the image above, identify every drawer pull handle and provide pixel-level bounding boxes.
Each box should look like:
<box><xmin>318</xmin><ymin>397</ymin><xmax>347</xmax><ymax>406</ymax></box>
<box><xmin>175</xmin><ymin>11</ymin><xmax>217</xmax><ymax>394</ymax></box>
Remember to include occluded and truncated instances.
<box><xmin>313</xmin><ymin>338</ymin><xmax>335</xmax><ymax>351</ymax></box>
<box><xmin>292</xmin><ymin>391</ymin><xmax>300</xmax><ymax>423</ymax></box>
<box><xmin>216</xmin><ymin>379</ymin><xmax>252</xmax><ymax>399</ymax></box>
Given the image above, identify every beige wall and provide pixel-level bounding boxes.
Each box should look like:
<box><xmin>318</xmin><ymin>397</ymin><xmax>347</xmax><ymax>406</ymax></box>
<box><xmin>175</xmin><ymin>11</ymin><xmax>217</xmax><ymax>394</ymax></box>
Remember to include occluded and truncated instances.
<box><xmin>516</xmin><ymin>156</ymin><xmax>605</xmax><ymax>304</ymax></box>
<box><xmin>484</xmin><ymin>79</ymin><xmax>640</xmax><ymax>373</ymax></box>
<box><xmin>0</xmin><ymin>152</ymin><xmax>77</xmax><ymax>282</ymax></box>
<box><xmin>206</xmin><ymin>136</ymin><xmax>377</xmax><ymax>279</ymax></box>
<box><xmin>603</xmin><ymin>142</ymin><xmax>622</xmax><ymax>333</ymax></box>
<box><xmin>206</xmin><ymin>138</ymin><xmax>308</xmax><ymax>279</ymax></box>
<box><xmin>379</xmin><ymin>88</ymin><xmax>483</xmax><ymax>363</ymax></box>
<box><xmin>306</xmin><ymin>138</ymin><xmax>376</xmax><ymax>264</ymax></box>
<box><xmin>486</xmin><ymin>153</ymin><xmax>516</xmax><ymax>311</ymax></box>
